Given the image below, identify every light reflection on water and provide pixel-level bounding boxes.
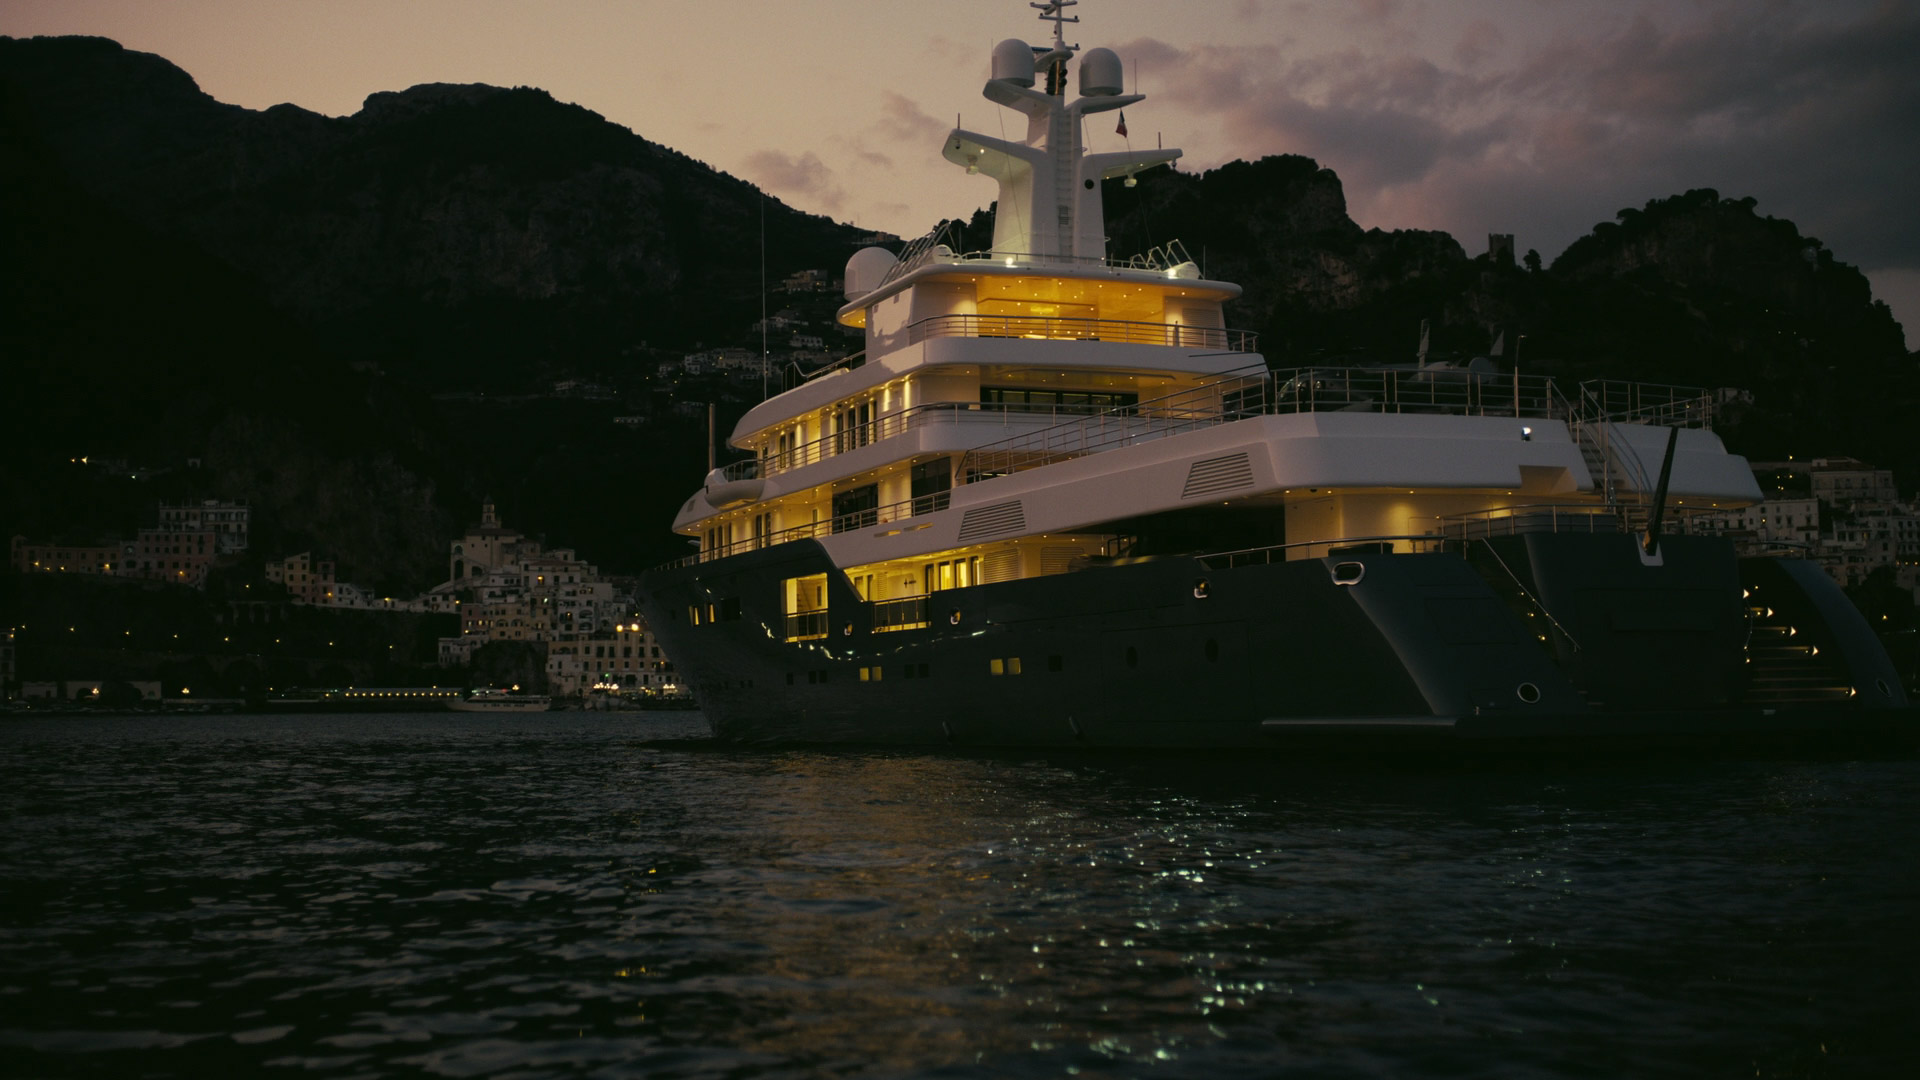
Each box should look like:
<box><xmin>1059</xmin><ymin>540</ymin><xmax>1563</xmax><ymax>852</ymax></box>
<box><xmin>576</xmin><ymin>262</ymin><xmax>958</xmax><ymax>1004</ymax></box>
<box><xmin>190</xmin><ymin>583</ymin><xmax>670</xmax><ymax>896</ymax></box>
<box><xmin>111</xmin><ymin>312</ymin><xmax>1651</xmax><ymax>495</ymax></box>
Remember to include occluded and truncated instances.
<box><xmin>0</xmin><ymin>712</ymin><xmax>1915</xmax><ymax>1078</ymax></box>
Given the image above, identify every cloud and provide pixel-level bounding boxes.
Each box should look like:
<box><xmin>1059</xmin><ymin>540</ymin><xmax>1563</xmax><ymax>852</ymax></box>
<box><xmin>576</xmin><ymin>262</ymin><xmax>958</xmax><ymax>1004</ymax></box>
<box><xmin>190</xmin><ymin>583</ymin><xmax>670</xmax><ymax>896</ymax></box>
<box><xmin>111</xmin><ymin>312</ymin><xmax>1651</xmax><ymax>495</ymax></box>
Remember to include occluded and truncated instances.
<box><xmin>873</xmin><ymin>90</ymin><xmax>947</xmax><ymax>144</ymax></box>
<box><xmin>837</xmin><ymin>141</ymin><xmax>894</xmax><ymax>170</ymax></box>
<box><xmin>1114</xmin><ymin>3</ymin><xmax>1920</xmax><ymax>278</ymax></box>
<box><xmin>1452</xmin><ymin>19</ymin><xmax>1503</xmax><ymax>70</ymax></box>
<box><xmin>741</xmin><ymin>150</ymin><xmax>849</xmax><ymax>216</ymax></box>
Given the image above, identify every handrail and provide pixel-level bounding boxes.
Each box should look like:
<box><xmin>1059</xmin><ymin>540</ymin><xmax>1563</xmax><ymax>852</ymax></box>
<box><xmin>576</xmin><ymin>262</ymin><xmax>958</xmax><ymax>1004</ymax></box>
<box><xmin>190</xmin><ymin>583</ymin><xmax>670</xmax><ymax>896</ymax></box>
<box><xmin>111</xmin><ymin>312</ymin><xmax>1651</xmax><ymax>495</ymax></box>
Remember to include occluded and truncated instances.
<box><xmin>1566</xmin><ymin>378</ymin><xmax>1712</xmax><ymax>525</ymax></box>
<box><xmin>1470</xmin><ymin>537</ymin><xmax>1582</xmax><ymax>652</ymax></box>
<box><xmin>871</xmin><ymin>595</ymin><xmax>932</xmax><ymax>632</ymax></box>
<box><xmin>1437</xmin><ymin>502</ymin><xmax>1723</xmax><ymax>540</ymax></box>
<box><xmin>872</xmin><ymin>224</ymin><xmax>1203</xmax><ymax>286</ymax></box>
<box><xmin>661</xmin><ymin>491</ymin><xmax>953</xmax><ymax>569</ymax></box>
<box><xmin>906</xmin><ymin>313</ymin><xmax>1257</xmax><ymax>352</ymax></box>
<box><xmin>796</xmin><ymin>350</ymin><xmax>866</xmax><ymax>384</ymax></box>
<box><xmin>668</xmin><ymin>363</ymin><xmax>1732</xmax><ymax>573</ymax></box>
<box><xmin>1197</xmin><ymin>533</ymin><xmax>1453</xmax><ymax>568</ymax></box>
<box><xmin>956</xmin><ymin>364</ymin><xmax>1571</xmax><ymax>484</ymax></box>
<box><xmin>721</xmin><ymin>399</ymin><xmax>1165</xmax><ymax>483</ymax></box>
<box><xmin>1577</xmin><ymin>380</ymin><xmax>1713</xmax><ymax>427</ymax></box>
<box><xmin>1574</xmin><ymin>386</ymin><xmax>1652</xmax><ymax>523</ymax></box>
<box><xmin>1439</xmin><ymin>503</ymin><xmax>1624</xmax><ymax>539</ymax></box>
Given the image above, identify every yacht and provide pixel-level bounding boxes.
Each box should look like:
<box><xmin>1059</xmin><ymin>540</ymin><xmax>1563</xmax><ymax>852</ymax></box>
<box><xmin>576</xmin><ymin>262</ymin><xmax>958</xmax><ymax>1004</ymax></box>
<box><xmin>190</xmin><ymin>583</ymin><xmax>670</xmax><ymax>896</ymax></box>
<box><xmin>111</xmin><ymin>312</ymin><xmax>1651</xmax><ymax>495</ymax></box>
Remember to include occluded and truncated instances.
<box><xmin>449</xmin><ymin>689</ymin><xmax>553</xmax><ymax>713</ymax></box>
<box><xmin>638</xmin><ymin>2</ymin><xmax>1912</xmax><ymax>749</ymax></box>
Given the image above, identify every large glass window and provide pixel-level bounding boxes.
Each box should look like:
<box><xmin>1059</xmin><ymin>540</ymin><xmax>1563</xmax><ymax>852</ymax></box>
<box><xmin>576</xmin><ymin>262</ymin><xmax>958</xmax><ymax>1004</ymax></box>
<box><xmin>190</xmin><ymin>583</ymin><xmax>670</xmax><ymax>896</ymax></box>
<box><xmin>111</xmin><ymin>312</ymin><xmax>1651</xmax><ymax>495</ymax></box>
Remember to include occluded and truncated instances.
<box><xmin>831</xmin><ymin>484</ymin><xmax>879</xmax><ymax>531</ymax></box>
<box><xmin>911</xmin><ymin>458</ymin><xmax>951</xmax><ymax>515</ymax></box>
<box><xmin>921</xmin><ymin>555</ymin><xmax>982</xmax><ymax>593</ymax></box>
<box><xmin>981</xmin><ymin>387</ymin><xmax>1137</xmax><ymax>414</ymax></box>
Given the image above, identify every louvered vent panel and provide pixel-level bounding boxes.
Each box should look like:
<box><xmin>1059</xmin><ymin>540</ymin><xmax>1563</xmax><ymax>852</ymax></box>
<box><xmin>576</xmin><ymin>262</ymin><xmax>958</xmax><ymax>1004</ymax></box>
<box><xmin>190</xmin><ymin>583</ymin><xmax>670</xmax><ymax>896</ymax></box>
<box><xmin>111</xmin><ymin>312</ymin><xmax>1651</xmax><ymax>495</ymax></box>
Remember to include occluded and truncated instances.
<box><xmin>956</xmin><ymin>501</ymin><xmax>1027</xmax><ymax>541</ymax></box>
<box><xmin>981</xmin><ymin>551</ymin><xmax>1021</xmax><ymax>583</ymax></box>
<box><xmin>1181</xmin><ymin>453</ymin><xmax>1254</xmax><ymax>498</ymax></box>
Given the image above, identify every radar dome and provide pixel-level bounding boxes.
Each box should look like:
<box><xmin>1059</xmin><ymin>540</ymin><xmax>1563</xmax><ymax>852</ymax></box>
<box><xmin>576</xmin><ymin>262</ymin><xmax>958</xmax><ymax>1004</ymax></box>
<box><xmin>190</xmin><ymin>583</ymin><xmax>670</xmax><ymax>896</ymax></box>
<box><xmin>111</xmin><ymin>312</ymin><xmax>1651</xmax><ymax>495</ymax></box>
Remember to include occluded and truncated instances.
<box><xmin>1079</xmin><ymin>47</ymin><xmax>1123</xmax><ymax>97</ymax></box>
<box><xmin>844</xmin><ymin>247</ymin><xmax>900</xmax><ymax>299</ymax></box>
<box><xmin>991</xmin><ymin>39</ymin><xmax>1035</xmax><ymax>87</ymax></box>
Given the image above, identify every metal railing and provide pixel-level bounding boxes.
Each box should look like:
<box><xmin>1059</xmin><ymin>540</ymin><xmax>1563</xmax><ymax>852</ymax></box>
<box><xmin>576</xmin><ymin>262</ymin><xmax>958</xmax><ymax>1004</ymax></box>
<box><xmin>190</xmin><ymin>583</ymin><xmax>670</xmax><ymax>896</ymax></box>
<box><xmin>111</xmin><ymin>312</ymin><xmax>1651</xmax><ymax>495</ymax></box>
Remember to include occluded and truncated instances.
<box><xmin>783</xmin><ymin>611</ymin><xmax>829</xmax><ymax>641</ymax></box>
<box><xmin>1579</xmin><ymin>380</ymin><xmax>1714</xmax><ymax>427</ymax></box>
<box><xmin>1468</xmin><ymin>535</ymin><xmax>1582</xmax><ymax>652</ymax></box>
<box><xmin>722</xmin><ymin>400</ymin><xmax>1168</xmax><ymax>483</ymax></box>
<box><xmin>1439</xmin><ymin>504</ymin><xmax>1626</xmax><ymax>540</ymax></box>
<box><xmin>1563</xmin><ymin>380</ymin><xmax>1711</xmax><ymax>522</ymax></box>
<box><xmin>877</xmin><ymin>226</ymin><xmax>1200</xmax><ymax>288</ymax></box>
<box><xmin>957</xmin><ymin>364</ymin><xmax>1574</xmax><ymax>484</ymax></box>
<box><xmin>907</xmin><ymin>313</ymin><xmax>1256</xmax><ymax>352</ymax></box>
<box><xmin>1437</xmin><ymin>502</ymin><xmax>1725</xmax><ymax>540</ymax></box>
<box><xmin>658</xmin><ymin>365</ymin><xmax>1729</xmax><ymax>573</ymax></box>
<box><xmin>871</xmin><ymin>595</ymin><xmax>931</xmax><ymax>633</ymax></box>
<box><xmin>1198</xmin><ymin>534</ymin><xmax>1455</xmax><ymax>568</ymax></box>
<box><xmin>662</xmin><ymin>491</ymin><xmax>953</xmax><ymax>569</ymax></box>
<box><xmin>793</xmin><ymin>351</ymin><xmax>866</xmax><ymax>385</ymax></box>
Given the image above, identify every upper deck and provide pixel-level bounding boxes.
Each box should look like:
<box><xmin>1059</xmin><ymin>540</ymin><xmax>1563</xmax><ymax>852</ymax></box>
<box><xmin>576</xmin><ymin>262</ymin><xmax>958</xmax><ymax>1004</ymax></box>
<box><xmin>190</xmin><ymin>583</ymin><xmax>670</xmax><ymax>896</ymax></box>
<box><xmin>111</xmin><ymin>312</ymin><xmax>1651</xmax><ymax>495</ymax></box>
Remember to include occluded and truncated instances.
<box><xmin>836</xmin><ymin>238</ymin><xmax>1239</xmax><ymax>330</ymax></box>
<box><xmin>731</xmin><ymin>239</ymin><xmax>1254</xmax><ymax>448</ymax></box>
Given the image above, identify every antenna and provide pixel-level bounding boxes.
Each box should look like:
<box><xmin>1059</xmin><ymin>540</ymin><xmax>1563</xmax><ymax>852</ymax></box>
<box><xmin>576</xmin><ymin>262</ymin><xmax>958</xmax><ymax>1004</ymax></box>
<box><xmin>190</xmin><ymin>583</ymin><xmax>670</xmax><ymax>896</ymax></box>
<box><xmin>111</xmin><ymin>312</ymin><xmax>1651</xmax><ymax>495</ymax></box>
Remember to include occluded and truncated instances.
<box><xmin>759</xmin><ymin>193</ymin><xmax>768</xmax><ymax>400</ymax></box>
<box><xmin>1031</xmin><ymin>0</ymin><xmax>1079</xmax><ymax>48</ymax></box>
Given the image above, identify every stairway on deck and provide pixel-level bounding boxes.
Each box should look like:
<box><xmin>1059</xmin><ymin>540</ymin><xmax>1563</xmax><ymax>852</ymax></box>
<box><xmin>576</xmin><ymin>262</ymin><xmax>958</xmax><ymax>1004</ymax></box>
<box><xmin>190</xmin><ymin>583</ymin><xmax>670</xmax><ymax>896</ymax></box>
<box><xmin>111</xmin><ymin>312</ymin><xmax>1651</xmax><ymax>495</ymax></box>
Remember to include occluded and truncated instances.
<box><xmin>1743</xmin><ymin>601</ymin><xmax>1855</xmax><ymax>705</ymax></box>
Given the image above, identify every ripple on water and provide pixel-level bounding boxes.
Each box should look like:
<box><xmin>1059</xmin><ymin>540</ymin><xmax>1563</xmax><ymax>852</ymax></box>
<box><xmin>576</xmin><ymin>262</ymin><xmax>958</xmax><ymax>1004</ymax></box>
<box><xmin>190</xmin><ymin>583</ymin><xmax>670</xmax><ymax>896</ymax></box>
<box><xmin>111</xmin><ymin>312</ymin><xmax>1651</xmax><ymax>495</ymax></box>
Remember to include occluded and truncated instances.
<box><xmin>0</xmin><ymin>715</ymin><xmax>1916</xmax><ymax>1077</ymax></box>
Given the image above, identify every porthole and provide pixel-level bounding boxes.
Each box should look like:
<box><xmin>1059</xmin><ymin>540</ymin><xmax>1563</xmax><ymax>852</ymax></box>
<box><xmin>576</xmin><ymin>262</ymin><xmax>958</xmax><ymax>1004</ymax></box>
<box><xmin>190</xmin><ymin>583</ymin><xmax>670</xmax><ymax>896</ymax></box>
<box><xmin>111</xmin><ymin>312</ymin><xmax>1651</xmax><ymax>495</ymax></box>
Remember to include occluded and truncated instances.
<box><xmin>843</xmin><ymin>622</ymin><xmax>853</xmax><ymax>637</ymax></box>
<box><xmin>1516</xmin><ymin>682</ymin><xmax>1542</xmax><ymax>704</ymax></box>
<box><xmin>1332</xmin><ymin>562</ymin><xmax>1365</xmax><ymax>586</ymax></box>
<box><xmin>949</xmin><ymin>609</ymin><xmax>962</xmax><ymax>625</ymax></box>
<box><xmin>1193</xmin><ymin>578</ymin><xmax>1210</xmax><ymax>599</ymax></box>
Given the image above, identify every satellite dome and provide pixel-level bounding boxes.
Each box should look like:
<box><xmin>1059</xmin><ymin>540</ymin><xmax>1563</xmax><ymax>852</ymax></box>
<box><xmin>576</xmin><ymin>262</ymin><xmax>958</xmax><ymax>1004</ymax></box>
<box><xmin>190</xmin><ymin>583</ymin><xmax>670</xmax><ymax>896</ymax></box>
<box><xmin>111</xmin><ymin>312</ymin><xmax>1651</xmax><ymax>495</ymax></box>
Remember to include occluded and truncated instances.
<box><xmin>844</xmin><ymin>247</ymin><xmax>900</xmax><ymax>298</ymax></box>
<box><xmin>991</xmin><ymin>39</ymin><xmax>1035</xmax><ymax>87</ymax></box>
<box><xmin>1079</xmin><ymin>47</ymin><xmax>1123</xmax><ymax>97</ymax></box>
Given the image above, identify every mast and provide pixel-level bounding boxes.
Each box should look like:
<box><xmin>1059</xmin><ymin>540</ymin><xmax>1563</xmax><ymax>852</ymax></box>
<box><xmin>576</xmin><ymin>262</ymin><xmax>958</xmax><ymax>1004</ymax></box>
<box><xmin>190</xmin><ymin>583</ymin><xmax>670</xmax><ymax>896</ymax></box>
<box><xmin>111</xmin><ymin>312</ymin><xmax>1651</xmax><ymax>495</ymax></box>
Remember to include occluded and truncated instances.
<box><xmin>942</xmin><ymin>2</ymin><xmax>1178</xmax><ymax>262</ymax></box>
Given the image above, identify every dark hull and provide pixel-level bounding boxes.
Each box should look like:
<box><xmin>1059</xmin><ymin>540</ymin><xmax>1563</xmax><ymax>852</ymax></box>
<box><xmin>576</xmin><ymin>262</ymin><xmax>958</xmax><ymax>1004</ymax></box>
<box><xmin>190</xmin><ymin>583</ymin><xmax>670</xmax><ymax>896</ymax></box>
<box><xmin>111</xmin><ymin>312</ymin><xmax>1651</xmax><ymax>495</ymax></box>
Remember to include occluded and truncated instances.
<box><xmin>638</xmin><ymin>535</ymin><xmax>1916</xmax><ymax>753</ymax></box>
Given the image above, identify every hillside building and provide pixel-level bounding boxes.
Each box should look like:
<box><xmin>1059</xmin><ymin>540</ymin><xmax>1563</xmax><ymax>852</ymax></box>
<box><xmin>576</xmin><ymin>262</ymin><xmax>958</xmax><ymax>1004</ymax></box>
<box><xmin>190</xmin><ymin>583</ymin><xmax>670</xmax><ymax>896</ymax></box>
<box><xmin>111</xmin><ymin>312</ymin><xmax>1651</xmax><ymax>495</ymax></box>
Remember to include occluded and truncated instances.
<box><xmin>1809</xmin><ymin>457</ymin><xmax>1897</xmax><ymax>505</ymax></box>
<box><xmin>11</xmin><ymin>537</ymin><xmax>118</xmax><ymax>575</ymax></box>
<box><xmin>122</xmin><ymin>527</ymin><xmax>218</xmax><ymax>587</ymax></box>
<box><xmin>267</xmin><ymin>551</ymin><xmax>337</xmax><ymax>604</ymax></box>
<box><xmin>158</xmin><ymin>499</ymin><xmax>250</xmax><ymax>554</ymax></box>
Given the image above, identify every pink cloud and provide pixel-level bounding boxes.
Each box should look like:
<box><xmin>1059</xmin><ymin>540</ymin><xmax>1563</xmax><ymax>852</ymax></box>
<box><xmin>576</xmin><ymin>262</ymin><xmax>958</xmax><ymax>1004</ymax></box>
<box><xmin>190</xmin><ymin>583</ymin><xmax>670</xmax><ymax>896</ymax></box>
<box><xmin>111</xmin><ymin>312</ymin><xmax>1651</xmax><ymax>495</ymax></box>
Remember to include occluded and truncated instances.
<box><xmin>742</xmin><ymin>150</ymin><xmax>849</xmax><ymax>216</ymax></box>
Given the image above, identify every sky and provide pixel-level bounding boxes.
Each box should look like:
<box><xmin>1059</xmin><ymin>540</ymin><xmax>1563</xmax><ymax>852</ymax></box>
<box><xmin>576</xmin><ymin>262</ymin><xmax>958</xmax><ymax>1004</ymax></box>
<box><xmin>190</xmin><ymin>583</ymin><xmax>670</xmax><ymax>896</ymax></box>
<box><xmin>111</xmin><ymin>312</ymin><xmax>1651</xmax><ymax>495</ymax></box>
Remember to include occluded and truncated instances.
<box><xmin>5</xmin><ymin>0</ymin><xmax>1916</xmax><ymax>347</ymax></box>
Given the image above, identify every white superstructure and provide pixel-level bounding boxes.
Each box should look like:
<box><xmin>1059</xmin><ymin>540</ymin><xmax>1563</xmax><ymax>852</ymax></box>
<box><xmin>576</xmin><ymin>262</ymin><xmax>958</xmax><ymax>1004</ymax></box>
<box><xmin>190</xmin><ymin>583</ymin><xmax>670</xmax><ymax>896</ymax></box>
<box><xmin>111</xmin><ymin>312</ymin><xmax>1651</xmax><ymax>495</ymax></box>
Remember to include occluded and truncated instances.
<box><xmin>668</xmin><ymin>1</ymin><xmax>1764</xmax><ymax>614</ymax></box>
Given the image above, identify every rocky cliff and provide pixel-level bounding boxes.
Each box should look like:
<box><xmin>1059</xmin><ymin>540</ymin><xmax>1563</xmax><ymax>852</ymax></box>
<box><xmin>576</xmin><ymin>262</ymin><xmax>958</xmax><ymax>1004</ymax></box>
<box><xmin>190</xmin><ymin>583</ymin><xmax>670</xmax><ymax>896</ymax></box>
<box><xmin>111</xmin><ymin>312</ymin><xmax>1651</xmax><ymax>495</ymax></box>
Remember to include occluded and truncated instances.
<box><xmin>1</xmin><ymin>35</ymin><xmax>861</xmax><ymax>587</ymax></box>
<box><xmin>4</xmin><ymin>35</ymin><xmax>1915</xmax><ymax>591</ymax></box>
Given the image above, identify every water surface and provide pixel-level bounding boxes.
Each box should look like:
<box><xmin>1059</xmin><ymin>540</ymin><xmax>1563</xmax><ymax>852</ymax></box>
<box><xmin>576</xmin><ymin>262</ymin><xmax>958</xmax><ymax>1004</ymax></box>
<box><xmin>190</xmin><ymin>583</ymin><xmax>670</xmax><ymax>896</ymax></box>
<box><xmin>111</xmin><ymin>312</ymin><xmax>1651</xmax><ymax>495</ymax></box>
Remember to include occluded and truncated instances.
<box><xmin>2</xmin><ymin>712</ymin><xmax>1915</xmax><ymax>1077</ymax></box>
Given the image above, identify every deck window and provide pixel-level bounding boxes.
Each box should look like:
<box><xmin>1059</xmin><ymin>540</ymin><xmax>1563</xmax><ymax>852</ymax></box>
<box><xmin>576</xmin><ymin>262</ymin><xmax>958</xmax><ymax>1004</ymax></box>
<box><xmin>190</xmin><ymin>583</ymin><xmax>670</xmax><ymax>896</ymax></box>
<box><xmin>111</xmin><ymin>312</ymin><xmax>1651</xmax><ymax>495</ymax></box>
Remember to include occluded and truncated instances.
<box><xmin>922</xmin><ymin>555</ymin><xmax>981</xmax><ymax>592</ymax></box>
<box><xmin>911</xmin><ymin>458</ymin><xmax>952</xmax><ymax>516</ymax></box>
<box><xmin>832</xmin><ymin>484</ymin><xmax>879</xmax><ymax>532</ymax></box>
<box><xmin>782</xmin><ymin>573</ymin><xmax>828</xmax><ymax>641</ymax></box>
<box><xmin>981</xmin><ymin>388</ymin><xmax>1137</xmax><ymax>414</ymax></box>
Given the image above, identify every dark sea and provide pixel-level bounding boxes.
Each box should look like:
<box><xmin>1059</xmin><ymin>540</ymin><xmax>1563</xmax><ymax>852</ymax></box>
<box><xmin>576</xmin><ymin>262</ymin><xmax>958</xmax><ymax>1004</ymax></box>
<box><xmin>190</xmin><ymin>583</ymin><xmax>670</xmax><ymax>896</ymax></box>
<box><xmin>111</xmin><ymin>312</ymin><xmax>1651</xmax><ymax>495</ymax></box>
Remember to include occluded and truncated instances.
<box><xmin>1</xmin><ymin>713</ymin><xmax>1915</xmax><ymax>1079</ymax></box>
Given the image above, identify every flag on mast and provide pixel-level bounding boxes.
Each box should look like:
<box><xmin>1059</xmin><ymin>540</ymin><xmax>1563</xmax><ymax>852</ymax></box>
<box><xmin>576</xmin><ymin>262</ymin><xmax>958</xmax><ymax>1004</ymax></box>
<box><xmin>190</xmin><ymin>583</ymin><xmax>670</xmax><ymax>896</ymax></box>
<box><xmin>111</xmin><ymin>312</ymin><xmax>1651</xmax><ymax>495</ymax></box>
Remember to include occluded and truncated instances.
<box><xmin>1116</xmin><ymin>111</ymin><xmax>1128</xmax><ymax>137</ymax></box>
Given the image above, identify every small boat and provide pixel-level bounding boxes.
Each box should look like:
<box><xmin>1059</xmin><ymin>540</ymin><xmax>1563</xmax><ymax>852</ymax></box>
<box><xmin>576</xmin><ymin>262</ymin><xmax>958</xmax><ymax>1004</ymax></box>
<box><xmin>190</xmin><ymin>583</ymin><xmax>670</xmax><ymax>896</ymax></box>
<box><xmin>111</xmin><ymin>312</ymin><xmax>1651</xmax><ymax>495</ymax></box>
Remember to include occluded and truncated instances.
<box><xmin>449</xmin><ymin>689</ymin><xmax>553</xmax><ymax>713</ymax></box>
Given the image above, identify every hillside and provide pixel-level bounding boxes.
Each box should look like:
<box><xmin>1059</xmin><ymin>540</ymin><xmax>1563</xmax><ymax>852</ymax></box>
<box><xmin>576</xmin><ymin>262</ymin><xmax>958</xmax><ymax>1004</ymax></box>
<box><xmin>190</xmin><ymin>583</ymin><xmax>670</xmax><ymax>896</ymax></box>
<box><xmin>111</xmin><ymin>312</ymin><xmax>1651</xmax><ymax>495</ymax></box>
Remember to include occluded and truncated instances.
<box><xmin>4</xmin><ymin>34</ymin><xmax>1916</xmax><ymax>593</ymax></box>
<box><xmin>1</xmin><ymin>35</ymin><xmax>866</xmax><ymax>586</ymax></box>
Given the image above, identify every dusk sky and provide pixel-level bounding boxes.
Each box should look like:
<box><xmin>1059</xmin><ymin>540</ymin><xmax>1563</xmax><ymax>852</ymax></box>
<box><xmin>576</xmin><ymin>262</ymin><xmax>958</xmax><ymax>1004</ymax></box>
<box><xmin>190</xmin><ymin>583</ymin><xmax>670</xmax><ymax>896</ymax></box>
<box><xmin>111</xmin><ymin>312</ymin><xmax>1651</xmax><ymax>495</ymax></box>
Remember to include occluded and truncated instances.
<box><xmin>6</xmin><ymin>0</ymin><xmax>1916</xmax><ymax>345</ymax></box>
